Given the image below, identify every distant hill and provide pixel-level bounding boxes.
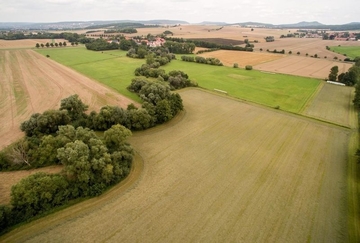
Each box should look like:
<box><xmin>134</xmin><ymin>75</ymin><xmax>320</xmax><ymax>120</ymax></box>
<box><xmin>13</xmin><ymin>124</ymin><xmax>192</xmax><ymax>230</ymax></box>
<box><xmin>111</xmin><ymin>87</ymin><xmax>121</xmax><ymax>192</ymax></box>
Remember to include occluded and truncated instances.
<box><xmin>197</xmin><ymin>21</ymin><xmax>228</xmax><ymax>25</ymax></box>
<box><xmin>235</xmin><ymin>22</ymin><xmax>273</xmax><ymax>27</ymax></box>
<box><xmin>0</xmin><ymin>20</ymin><xmax>189</xmax><ymax>30</ymax></box>
<box><xmin>278</xmin><ymin>21</ymin><xmax>324</xmax><ymax>28</ymax></box>
<box><xmin>0</xmin><ymin>20</ymin><xmax>359</xmax><ymax>31</ymax></box>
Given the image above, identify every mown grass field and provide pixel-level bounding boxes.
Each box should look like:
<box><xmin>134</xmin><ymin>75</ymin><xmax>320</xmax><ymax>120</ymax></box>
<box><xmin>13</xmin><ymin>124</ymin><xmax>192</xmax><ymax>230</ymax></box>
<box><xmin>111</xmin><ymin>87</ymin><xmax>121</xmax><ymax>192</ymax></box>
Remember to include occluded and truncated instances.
<box><xmin>330</xmin><ymin>46</ymin><xmax>360</xmax><ymax>59</ymax></box>
<box><xmin>1</xmin><ymin>89</ymin><xmax>349</xmax><ymax>242</ymax></box>
<box><xmin>165</xmin><ymin>58</ymin><xmax>320</xmax><ymax>113</ymax></box>
<box><xmin>36</xmin><ymin>48</ymin><xmax>321</xmax><ymax>113</ymax></box>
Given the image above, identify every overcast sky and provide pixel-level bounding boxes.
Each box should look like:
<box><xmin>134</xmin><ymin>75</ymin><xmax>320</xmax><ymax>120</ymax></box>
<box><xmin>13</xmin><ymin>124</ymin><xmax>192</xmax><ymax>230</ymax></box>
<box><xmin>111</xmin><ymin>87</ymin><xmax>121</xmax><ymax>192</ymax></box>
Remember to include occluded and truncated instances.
<box><xmin>0</xmin><ymin>0</ymin><xmax>358</xmax><ymax>25</ymax></box>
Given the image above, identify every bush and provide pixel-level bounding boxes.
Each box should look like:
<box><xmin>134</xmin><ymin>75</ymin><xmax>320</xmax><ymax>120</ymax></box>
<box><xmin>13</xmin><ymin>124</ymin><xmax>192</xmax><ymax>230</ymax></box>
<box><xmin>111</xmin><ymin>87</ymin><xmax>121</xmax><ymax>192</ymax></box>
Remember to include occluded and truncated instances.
<box><xmin>11</xmin><ymin>172</ymin><xmax>70</xmax><ymax>218</ymax></box>
<box><xmin>233</xmin><ymin>63</ymin><xmax>239</xmax><ymax>68</ymax></box>
<box><xmin>245</xmin><ymin>65</ymin><xmax>253</xmax><ymax>70</ymax></box>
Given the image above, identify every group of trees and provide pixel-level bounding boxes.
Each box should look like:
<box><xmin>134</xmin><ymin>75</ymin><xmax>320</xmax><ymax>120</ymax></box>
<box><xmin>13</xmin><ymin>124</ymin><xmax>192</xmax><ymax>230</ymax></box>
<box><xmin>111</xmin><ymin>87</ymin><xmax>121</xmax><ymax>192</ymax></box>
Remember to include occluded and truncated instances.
<box><xmin>180</xmin><ymin>55</ymin><xmax>223</xmax><ymax>66</ymax></box>
<box><xmin>165</xmin><ymin>37</ymin><xmax>253</xmax><ymax>52</ymax></box>
<box><xmin>329</xmin><ymin>59</ymin><xmax>360</xmax><ymax>86</ymax></box>
<box><xmin>267</xmin><ymin>49</ymin><xmax>285</xmax><ymax>54</ymax></box>
<box><xmin>85</xmin><ymin>38</ymin><xmax>120</xmax><ymax>51</ymax></box>
<box><xmin>127</xmin><ymin>45</ymin><xmax>175</xmax><ymax>63</ymax></box>
<box><xmin>0</xmin><ymin>95</ymin><xmax>134</xmax><ymax>233</ymax></box>
<box><xmin>163</xmin><ymin>41</ymin><xmax>196</xmax><ymax>54</ymax></box>
<box><xmin>105</xmin><ymin>28</ymin><xmax>137</xmax><ymax>34</ymax></box>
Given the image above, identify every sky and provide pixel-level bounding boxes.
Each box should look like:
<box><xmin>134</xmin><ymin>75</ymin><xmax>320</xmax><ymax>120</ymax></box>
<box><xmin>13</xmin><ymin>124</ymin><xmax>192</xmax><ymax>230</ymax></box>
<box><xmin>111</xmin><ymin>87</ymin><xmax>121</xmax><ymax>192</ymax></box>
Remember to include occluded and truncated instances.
<box><xmin>0</xmin><ymin>0</ymin><xmax>359</xmax><ymax>25</ymax></box>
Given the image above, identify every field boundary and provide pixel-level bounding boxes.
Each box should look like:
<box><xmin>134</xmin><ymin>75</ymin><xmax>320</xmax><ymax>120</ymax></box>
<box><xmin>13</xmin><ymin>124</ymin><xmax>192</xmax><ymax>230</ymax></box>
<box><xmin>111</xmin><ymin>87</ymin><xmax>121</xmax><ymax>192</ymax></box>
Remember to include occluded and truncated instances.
<box><xmin>299</xmin><ymin>81</ymin><xmax>325</xmax><ymax>114</ymax></box>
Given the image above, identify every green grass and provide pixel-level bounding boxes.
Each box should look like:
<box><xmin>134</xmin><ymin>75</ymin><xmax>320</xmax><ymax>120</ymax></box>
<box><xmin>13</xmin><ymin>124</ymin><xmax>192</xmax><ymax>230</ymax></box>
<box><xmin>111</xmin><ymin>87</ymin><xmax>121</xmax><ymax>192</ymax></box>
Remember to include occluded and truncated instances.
<box><xmin>36</xmin><ymin>47</ymin><xmax>321</xmax><ymax>113</ymax></box>
<box><xmin>163</xmin><ymin>60</ymin><xmax>320</xmax><ymax>113</ymax></box>
<box><xmin>36</xmin><ymin>47</ymin><xmax>143</xmax><ymax>102</ymax></box>
<box><xmin>330</xmin><ymin>46</ymin><xmax>360</xmax><ymax>59</ymax></box>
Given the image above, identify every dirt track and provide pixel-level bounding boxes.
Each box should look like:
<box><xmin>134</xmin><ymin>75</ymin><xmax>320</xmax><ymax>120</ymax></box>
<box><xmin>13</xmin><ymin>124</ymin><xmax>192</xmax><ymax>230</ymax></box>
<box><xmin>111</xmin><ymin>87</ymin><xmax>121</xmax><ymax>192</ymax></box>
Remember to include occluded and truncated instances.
<box><xmin>0</xmin><ymin>49</ymin><xmax>137</xmax><ymax>149</ymax></box>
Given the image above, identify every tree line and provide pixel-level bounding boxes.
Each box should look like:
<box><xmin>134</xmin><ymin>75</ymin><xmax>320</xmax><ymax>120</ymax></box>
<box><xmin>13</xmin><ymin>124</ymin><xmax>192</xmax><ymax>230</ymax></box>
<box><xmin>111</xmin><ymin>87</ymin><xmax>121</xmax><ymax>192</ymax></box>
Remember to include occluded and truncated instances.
<box><xmin>0</xmin><ymin>32</ymin><xmax>91</xmax><ymax>44</ymax></box>
<box><xmin>181</xmin><ymin>55</ymin><xmax>223</xmax><ymax>66</ymax></box>
<box><xmin>165</xmin><ymin>37</ymin><xmax>253</xmax><ymax>52</ymax></box>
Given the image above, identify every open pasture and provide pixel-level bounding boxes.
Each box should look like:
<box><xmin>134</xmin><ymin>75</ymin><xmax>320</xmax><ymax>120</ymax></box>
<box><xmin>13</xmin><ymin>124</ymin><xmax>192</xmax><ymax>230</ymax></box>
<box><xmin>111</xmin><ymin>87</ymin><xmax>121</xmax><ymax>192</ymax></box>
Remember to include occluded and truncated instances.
<box><xmin>163</xmin><ymin>60</ymin><xmax>320</xmax><ymax>113</ymax></box>
<box><xmin>330</xmin><ymin>46</ymin><xmax>360</xmax><ymax>59</ymax></box>
<box><xmin>1</xmin><ymin>89</ymin><xmax>349</xmax><ymax>242</ymax></box>
<box><xmin>0</xmin><ymin>49</ymin><xmax>136</xmax><ymax>149</ymax></box>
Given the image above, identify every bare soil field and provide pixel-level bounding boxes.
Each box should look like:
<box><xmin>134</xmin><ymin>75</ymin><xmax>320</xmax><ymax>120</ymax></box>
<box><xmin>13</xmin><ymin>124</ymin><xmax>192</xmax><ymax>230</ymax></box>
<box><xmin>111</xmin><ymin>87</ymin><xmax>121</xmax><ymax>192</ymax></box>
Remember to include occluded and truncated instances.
<box><xmin>198</xmin><ymin>50</ymin><xmax>285</xmax><ymax>67</ymax></box>
<box><xmin>0</xmin><ymin>39</ymin><xmax>68</xmax><ymax>49</ymax></box>
<box><xmin>254</xmin><ymin>55</ymin><xmax>353</xmax><ymax>79</ymax></box>
<box><xmin>0</xmin><ymin>165</ymin><xmax>63</xmax><ymax>205</ymax></box>
<box><xmin>303</xmin><ymin>83</ymin><xmax>355</xmax><ymax>127</ymax></box>
<box><xmin>1</xmin><ymin>89</ymin><xmax>349</xmax><ymax>242</ymax></box>
<box><xmin>0</xmin><ymin>49</ymin><xmax>136</xmax><ymax>150</ymax></box>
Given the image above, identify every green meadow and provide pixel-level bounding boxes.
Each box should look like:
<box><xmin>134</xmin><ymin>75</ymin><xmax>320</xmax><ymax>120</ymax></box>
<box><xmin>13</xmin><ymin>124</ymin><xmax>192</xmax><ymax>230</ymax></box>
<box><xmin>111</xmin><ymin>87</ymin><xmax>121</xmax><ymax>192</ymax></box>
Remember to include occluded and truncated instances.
<box><xmin>36</xmin><ymin>47</ymin><xmax>321</xmax><ymax>113</ymax></box>
<box><xmin>330</xmin><ymin>46</ymin><xmax>360</xmax><ymax>59</ymax></box>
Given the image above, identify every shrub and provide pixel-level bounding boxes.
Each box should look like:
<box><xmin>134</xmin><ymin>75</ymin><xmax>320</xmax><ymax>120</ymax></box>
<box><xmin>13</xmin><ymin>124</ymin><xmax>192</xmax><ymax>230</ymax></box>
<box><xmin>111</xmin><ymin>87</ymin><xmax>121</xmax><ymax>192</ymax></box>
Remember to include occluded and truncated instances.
<box><xmin>233</xmin><ymin>63</ymin><xmax>239</xmax><ymax>68</ymax></box>
<box><xmin>245</xmin><ymin>65</ymin><xmax>253</xmax><ymax>70</ymax></box>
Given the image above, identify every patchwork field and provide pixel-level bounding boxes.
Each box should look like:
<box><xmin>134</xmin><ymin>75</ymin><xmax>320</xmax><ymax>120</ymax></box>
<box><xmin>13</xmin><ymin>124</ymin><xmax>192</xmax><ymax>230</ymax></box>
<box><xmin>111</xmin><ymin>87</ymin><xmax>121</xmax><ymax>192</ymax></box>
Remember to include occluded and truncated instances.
<box><xmin>0</xmin><ymin>49</ymin><xmax>136</xmax><ymax>149</ymax></box>
<box><xmin>1</xmin><ymin>89</ymin><xmax>349</xmax><ymax>242</ymax></box>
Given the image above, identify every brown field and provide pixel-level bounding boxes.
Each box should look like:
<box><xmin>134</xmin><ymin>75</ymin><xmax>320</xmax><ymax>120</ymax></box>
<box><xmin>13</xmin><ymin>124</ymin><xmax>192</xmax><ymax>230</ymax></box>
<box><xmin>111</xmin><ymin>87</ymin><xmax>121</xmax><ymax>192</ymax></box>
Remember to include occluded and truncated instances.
<box><xmin>198</xmin><ymin>50</ymin><xmax>285</xmax><ymax>67</ymax></box>
<box><xmin>0</xmin><ymin>49</ymin><xmax>136</xmax><ymax>150</ymax></box>
<box><xmin>1</xmin><ymin>89</ymin><xmax>350</xmax><ymax>242</ymax></box>
<box><xmin>303</xmin><ymin>83</ymin><xmax>356</xmax><ymax>127</ymax></box>
<box><xmin>0</xmin><ymin>166</ymin><xmax>63</xmax><ymax>205</ymax></box>
<box><xmin>0</xmin><ymin>39</ymin><xmax>68</xmax><ymax>49</ymax></box>
<box><xmin>254</xmin><ymin>55</ymin><xmax>354</xmax><ymax>79</ymax></box>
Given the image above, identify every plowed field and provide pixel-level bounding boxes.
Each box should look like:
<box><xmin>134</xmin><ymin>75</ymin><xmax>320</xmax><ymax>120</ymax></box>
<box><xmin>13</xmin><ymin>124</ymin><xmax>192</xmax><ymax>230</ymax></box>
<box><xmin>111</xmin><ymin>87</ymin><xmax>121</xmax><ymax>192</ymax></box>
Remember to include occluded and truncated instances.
<box><xmin>1</xmin><ymin>89</ymin><xmax>349</xmax><ymax>243</ymax></box>
<box><xmin>0</xmin><ymin>49</ymin><xmax>136</xmax><ymax>149</ymax></box>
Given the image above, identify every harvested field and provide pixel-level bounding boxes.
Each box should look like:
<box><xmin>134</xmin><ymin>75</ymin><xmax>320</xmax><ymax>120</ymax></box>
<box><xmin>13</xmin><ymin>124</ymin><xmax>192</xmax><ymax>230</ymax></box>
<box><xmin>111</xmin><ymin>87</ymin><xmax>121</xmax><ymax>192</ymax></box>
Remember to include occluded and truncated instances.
<box><xmin>167</xmin><ymin>25</ymin><xmax>294</xmax><ymax>42</ymax></box>
<box><xmin>188</xmin><ymin>38</ymin><xmax>244</xmax><ymax>45</ymax></box>
<box><xmin>0</xmin><ymin>166</ymin><xmax>63</xmax><ymax>205</ymax></box>
<box><xmin>198</xmin><ymin>50</ymin><xmax>285</xmax><ymax>67</ymax></box>
<box><xmin>253</xmin><ymin>38</ymin><xmax>360</xmax><ymax>60</ymax></box>
<box><xmin>1</xmin><ymin>89</ymin><xmax>349</xmax><ymax>242</ymax></box>
<box><xmin>0</xmin><ymin>39</ymin><xmax>68</xmax><ymax>49</ymax></box>
<box><xmin>0</xmin><ymin>49</ymin><xmax>136</xmax><ymax>149</ymax></box>
<box><xmin>254</xmin><ymin>55</ymin><xmax>353</xmax><ymax>79</ymax></box>
<box><xmin>303</xmin><ymin>83</ymin><xmax>355</xmax><ymax>127</ymax></box>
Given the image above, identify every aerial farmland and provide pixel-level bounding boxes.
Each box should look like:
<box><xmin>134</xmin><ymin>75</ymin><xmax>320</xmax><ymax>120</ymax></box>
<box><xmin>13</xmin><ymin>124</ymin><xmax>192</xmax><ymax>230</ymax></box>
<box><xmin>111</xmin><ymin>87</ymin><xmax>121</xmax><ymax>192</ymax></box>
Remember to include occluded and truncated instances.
<box><xmin>0</xmin><ymin>21</ymin><xmax>359</xmax><ymax>242</ymax></box>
